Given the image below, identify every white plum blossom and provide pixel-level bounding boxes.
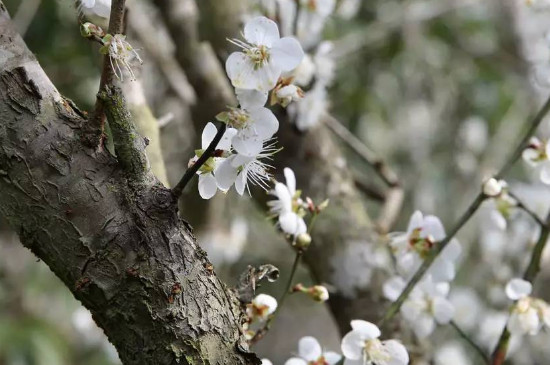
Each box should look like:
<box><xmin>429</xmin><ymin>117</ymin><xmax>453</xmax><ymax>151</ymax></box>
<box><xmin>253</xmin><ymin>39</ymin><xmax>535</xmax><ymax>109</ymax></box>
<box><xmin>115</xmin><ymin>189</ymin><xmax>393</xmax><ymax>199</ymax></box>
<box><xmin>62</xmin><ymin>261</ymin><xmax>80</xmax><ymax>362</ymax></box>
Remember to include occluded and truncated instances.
<box><xmin>261</xmin><ymin>359</ymin><xmax>273</xmax><ymax>365</ymax></box>
<box><xmin>248</xmin><ymin>294</ymin><xmax>278</xmax><ymax>322</ymax></box>
<box><xmin>226</xmin><ymin>16</ymin><xmax>304</xmax><ymax>92</ymax></box>
<box><xmin>522</xmin><ymin>136</ymin><xmax>550</xmax><ymax>184</ymax></box>
<box><xmin>389</xmin><ymin>210</ymin><xmax>462</xmax><ymax>282</ymax></box>
<box><xmin>285</xmin><ymin>336</ymin><xmax>341</xmax><ymax>365</ymax></box>
<box><xmin>218</xmin><ymin>106</ymin><xmax>278</xmax><ymax>158</ymax></box>
<box><xmin>191</xmin><ymin>122</ymin><xmax>237</xmax><ymax>199</ymax></box>
<box><xmin>268</xmin><ymin>168</ymin><xmax>307</xmax><ymax>238</ymax></box>
<box><xmin>383</xmin><ymin>276</ymin><xmax>455</xmax><ymax>338</ymax></box>
<box><xmin>483</xmin><ymin>180</ymin><xmax>517</xmax><ymax>231</ymax></box>
<box><xmin>505</xmin><ymin>278</ymin><xmax>550</xmax><ymax>336</ymax></box>
<box><xmin>216</xmin><ymin>148</ymin><xmax>275</xmax><ymax>195</ymax></box>
<box><xmin>78</xmin><ymin>0</ymin><xmax>111</xmax><ymax>18</ymax></box>
<box><xmin>341</xmin><ymin>320</ymin><xmax>409</xmax><ymax>365</ymax></box>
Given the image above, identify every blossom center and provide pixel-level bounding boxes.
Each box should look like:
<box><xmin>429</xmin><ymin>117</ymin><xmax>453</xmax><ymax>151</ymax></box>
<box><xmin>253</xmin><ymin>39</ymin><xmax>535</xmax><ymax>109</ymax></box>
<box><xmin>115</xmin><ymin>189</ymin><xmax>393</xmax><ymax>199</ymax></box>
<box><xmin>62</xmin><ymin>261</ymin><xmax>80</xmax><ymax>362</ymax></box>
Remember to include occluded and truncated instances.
<box><xmin>308</xmin><ymin>356</ymin><xmax>328</xmax><ymax>365</ymax></box>
<box><xmin>363</xmin><ymin>339</ymin><xmax>390</xmax><ymax>363</ymax></box>
<box><xmin>408</xmin><ymin>228</ymin><xmax>434</xmax><ymax>258</ymax></box>
<box><xmin>228</xmin><ymin>109</ymin><xmax>251</xmax><ymax>129</ymax></box>
<box><xmin>246</xmin><ymin>45</ymin><xmax>271</xmax><ymax>70</ymax></box>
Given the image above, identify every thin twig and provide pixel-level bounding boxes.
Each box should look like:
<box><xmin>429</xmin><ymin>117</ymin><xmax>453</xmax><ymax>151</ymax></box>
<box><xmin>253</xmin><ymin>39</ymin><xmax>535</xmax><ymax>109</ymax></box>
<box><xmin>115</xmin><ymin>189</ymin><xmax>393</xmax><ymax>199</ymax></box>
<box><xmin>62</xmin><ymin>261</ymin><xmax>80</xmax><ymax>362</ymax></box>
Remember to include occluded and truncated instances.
<box><xmin>490</xmin><ymin>211</ymin><xmax>550</xmax><ymax>365</ymax></box>
<box><xmin>172</xmin><ymin>123</ymin><xmax>227</xmax><ymax>198</ymax></box>
<box><xmin>86</xmin><ymin>0</ymin><xmax>127</xmax><ymax>145</ymax></box>
<box><xmin>507</xmin><ymin>191</ymin><xmax>546</xmax><ymax>227</ymax></box>
<box><xmin>380</xmin><ymin>93</ymin><xmax>550</xmax><ymax>325</ymax></box>
<box><xmin>323</xmin><ymin>115</ymin><xmax>403</xmax><ymax>232</ymax></box>
<box><xmin>323</xmin><ymin>114</ymin><xmax>399</xmax><ymax>187</ymax></box>
<box><xmin>250</xmin><ymin>251</ymin><xmax>302</xmax><ymax>345</ymax></box>
<box><xmin>450</xmin><ymin>320</ymin><xmax>490</xmax><ymax>364</ymax></box>
<box><xmin>379</xmin><ymin>192</ymin><xmax>486</xmax><ymax>324</ymax></box>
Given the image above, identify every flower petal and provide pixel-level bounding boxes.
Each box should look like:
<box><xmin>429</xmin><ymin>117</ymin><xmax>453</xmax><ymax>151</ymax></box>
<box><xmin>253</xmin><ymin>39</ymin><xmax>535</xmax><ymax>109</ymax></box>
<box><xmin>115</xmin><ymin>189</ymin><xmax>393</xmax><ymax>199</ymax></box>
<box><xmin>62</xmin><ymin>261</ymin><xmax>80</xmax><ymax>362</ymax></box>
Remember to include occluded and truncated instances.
<box><xmin>249</xmin><ymin>107</ymin><xmax>279</xmax><ymax>138</ymax></box>
<box><xmin>407</xmin><ymin>210</ymin><xmax>424</xmax><ymax>233</ymax></box>
<box><xmin>324</xmin><ymin>351</ymin><xmax>342</xmax><ymax>365</ymax></box>
<box><xmin>540</xmin><ymin>162</ymin><xmax>550</xmax><ymax>184</ymax></box>
<box><xmin>235</xmin><ymin>170</ymin><xmax>248</xmax><ymax>195</ymax></box>
<box><xmin>505</xmin><ymin>278</ymin><xmax>532</xmax><ymax>300</ymax></box>
<box><xmin>236</xmin><ymin>88</ymin><xmax>268</xmax><ymax>110</ymax></box>
<box><xmin>298</xmin><ymin>336</ymin><xmax>322</xmax><ymax>361</ymax></box>
<box><xmin>271</xmin><ymin>37</ymin><xmax>305</xmax><ymax>72</ymax></box>
<box><xmin>383</xmin><ymin>276</ymin><xmax>406</xmax><ymax>302</ymax></box>
<box><xmin>423</xmin><ymin>215</ymin><xmax>446</xmax><ymax>241</ymax></box>
<box><xmin>340</xmin><ymin>331</ymin><xmax>363</xmax><ymax>360</ymax></box>
<box><xmin>350</xmin><ymin>320</ymin><xmax>381</xmax><ymax>339</ymax></box>
<box><xmin>202</xmin><ymin>122</ymin><xmax>218</xmax><ymax>149</ymax></box>
<box><xmin>198</xmin><ymin>174</ymin><xmax>217</xmax><ymax>200</ymax></box>
<box><xmin>232</xmin><ymin>134</ymin><xmax>264</xmax><ymax>157</ymax></box>
<box><xmin>244</xmin><ymin>16</ymin><xmax>280</xmax><ymax>47</ymax></box>
<box><xmin>284</xmin><ymin>167</ymin><xmax>297</xmax><ymax>196</ymax></box>
<box><xmin>413</xmin><ymin>313</ymin><xmax>436</xmax><ymax>338</ymax></box>
<box><xmin>383</xmin><ymin>340</ymin><xmax>409</xmax><ymax>365</ymax></box>
<box><xmin>214</xmin><ymin>158</ymin><xmax>238</xmax><ymax>190</ymax></box>
<box><xmin>284</xmin><ymin>358</ymin><xmax>307</xmax><ymax>365</ymax></box>
<box><xmin>279</xmin><ymin>212</ymin><xmax>300</xmax><ymax>235</ymax></box>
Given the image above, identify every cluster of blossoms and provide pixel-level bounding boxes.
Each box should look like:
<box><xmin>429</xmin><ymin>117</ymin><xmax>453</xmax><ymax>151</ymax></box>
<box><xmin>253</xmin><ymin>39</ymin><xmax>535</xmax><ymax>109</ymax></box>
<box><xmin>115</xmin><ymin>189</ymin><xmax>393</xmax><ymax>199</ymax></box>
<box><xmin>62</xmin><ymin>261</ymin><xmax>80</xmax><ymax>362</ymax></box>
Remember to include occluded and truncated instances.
<box><xmin>482</xmin><ymin>178</ymin><xmax>518</xmax><ymax>230</ymax></box>
<box><xmin>248</xmin><ymin>0</ymin><xmax>340</xmax><ymax>131</ymax></box>
<box><xmin>276</xmin><ymin>321</ymin><xmax>408</xmax><ymax>365</ymax></box>
<box><xmin>383</xmin><ymin>211</ymin><xmax>461</xmax><ymax>338</ymax></box>
<box><xmin>505</xmin><ymin>278</ymin><xmax>550</xmax><ymax>336</ymax></box>
<box><xmin>522</xmin><ymin>137</ymin><xmax>550</xmax><ymax>185</ymax></box>
<box><xmin>192</xmin><ymin>16</ymin><xmax>305</xmax><ymax>199</ymax></box>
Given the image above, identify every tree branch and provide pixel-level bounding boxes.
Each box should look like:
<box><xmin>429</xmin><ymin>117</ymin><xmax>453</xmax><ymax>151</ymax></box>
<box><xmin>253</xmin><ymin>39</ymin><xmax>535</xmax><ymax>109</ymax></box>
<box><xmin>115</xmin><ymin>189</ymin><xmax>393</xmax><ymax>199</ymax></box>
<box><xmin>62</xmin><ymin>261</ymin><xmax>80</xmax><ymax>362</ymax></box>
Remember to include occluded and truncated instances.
<box><xmin>86</xmin><ymin>0</ymin><xmax>128</xmax><ymax>145</ymax></box>
<box><xmin>0</xmin><ymin>4</ymin><xmax>257</xmax><ymax>364</ymax></box>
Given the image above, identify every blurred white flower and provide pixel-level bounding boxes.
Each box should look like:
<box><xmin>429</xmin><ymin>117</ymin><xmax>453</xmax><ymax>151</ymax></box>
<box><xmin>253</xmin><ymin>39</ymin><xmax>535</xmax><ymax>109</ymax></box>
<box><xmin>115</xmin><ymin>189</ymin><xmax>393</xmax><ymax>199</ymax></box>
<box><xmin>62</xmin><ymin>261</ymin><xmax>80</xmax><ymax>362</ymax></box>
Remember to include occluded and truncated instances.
<box><xmin>341</xmin><ymin>320</ymin><xmax>409</xmax><ymax>365</ymax></box>
<box><xmin>226</xmin><ymin>16</ymin><xmax>304</xmax><ymax>92</ymax></box>
<box><xmin>285</xmin><ymin>336</ymin><xmax>341</xmax><ymax>365</ymax></box>
<box><xmin>505</xmin><ymin>278</ymin><xmax>550</xmax><ymax>336</ymax></box>
<box><xmin>449</xmin><ymin>287</ymin><xmax>483</xmax><ymax>331</ymax></box>
<box><xmin>337</xmin><ymin>0</ymin><xmax>361</xmax><ymax>19</ymax></box>
<box><xmin>296</xmin><ymin>0</ymin><xmax>336</xmax><ymax>49</ymax></box>
<box><xmin>200</xmin><ymin>218</ymin><xmax>248</xmax><ymax>265</ymax></box>
<box><xmin>383</xmin><ymin>276</ymin><xmax>454</xmax><ymax>338</ymax></box>
<box><xmin>292</xmin><ymin>54</ymin><xmax>316</xmax><ymax>86</ymax></box>
<box><xmin>389</xmin><ymin>210</ymin><xmax>461</xmax><ymax>282</ymax></box>
<box><xmin>434</xmin><ymin>342</ymin><xmax>472</xmax><ymax>365</ymax></box>
<box><xmin>522</xmin><ymin>136</ymin><xmax>550</xmax><ymax>184</ymax></box>
<box><xmin>261</xmin><ymin>359</ymin><xmax>273</xmax><ymax>365</ymax></box>
<box><xmin>78</xmin><ymin>0</ymin><xmax>111</xmax><ymax>18</ymax></box>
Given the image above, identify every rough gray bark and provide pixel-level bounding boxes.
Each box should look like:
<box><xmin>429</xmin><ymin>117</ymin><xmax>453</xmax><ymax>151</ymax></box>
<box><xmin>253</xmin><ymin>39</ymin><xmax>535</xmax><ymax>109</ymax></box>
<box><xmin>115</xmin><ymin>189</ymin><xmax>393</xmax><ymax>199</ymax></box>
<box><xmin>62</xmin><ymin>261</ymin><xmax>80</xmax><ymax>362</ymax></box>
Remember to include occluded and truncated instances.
<box><xmin>0</xmin><ymin>4</ymin><xmax>256</xmax><ymax>365</ymax></box>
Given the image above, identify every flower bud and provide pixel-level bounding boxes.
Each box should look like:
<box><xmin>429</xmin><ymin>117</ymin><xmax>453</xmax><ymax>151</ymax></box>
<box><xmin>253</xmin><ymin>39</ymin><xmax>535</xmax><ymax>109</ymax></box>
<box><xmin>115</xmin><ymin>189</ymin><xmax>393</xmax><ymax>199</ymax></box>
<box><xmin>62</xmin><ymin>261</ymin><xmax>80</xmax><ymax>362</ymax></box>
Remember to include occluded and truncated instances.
<box><xmin>309</xmin><ymin>285</ymin><xmax>329</xmax><ymax>302</ymax></box>
<box><xmin>295</xmin><ymin>233</ymin><xmax>312</xmax><ymax>250</ymax></box>
<box><xmin>483</xmin><ymin>178</ymin><xmax>502</xmax><ymax>197</ymax></box>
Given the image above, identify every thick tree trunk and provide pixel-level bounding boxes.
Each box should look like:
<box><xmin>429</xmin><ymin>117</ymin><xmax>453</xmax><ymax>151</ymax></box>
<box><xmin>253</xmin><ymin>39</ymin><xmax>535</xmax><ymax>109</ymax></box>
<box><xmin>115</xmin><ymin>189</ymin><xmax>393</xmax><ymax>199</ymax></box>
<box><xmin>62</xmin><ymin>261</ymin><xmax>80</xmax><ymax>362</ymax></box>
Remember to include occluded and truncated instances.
<box><xmin>0</xmin><ymin>4</ymin><xmax>256</xmax><ymax>364</ymax></box>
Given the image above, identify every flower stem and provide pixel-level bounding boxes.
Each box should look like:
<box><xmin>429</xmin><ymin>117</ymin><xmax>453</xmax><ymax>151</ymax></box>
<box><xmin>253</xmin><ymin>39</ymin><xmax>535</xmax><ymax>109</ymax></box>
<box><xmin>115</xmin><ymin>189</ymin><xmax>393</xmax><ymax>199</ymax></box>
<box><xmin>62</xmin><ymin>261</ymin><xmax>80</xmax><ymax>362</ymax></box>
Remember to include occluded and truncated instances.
<box><xmin>380</xmin><ymin>94</ymin><xmax>550</xmax><ymax>325</ymax></box>
<box><xmin>450</xmin><ymin>320</ymin><xmax>489</xmax><ymax>364</ymax></box>
<box><xmin>250</xmin><ymin>251</ymin><xmax>302</xmax><ymax>345</ymax></box>
<box><xmin>507</xmin><ymin>191</ymin><xmax>546</xmax><ymax>227</ymax></box>
<box><xmin>172</xmin><ymin>123</ymin><xmax>227</xmax><ymax>199</ymax></box>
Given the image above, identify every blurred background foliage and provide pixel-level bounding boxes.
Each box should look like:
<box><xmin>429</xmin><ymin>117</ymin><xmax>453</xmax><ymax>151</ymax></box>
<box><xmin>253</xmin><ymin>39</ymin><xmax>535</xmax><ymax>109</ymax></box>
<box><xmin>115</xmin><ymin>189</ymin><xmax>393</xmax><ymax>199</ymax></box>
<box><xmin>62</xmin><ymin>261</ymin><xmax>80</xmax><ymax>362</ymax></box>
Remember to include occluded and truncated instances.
<box><xmin>2</xmin><ymin>0</ymin><xmax>550</xmax><ymax>364</ymax></box>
